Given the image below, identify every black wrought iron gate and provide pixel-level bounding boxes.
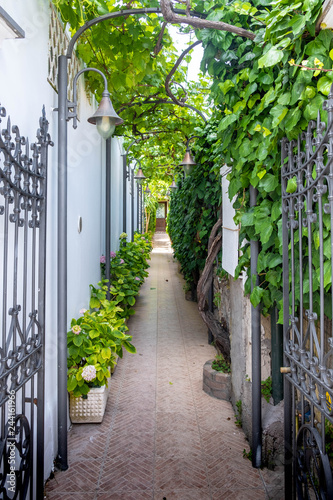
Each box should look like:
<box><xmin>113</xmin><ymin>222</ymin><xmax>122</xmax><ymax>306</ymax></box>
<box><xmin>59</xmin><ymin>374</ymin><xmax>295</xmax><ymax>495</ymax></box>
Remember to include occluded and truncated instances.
<box><xmin>282</xmin><ymin>88</ymin><xmax>333</xmax><ymax>499</ymax></box>
<box><xmin>0</xmin><ymin>105</ymin><xmax>52</xmax><ymax>499</ymax></box>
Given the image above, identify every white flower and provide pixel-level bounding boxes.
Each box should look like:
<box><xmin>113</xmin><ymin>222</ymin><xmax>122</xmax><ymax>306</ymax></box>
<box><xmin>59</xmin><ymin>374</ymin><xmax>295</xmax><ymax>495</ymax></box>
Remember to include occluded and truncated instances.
<box><xmin>81</xmin><ymin>365</ymin><xmax>96</xmax><ymax>382</ymax></box>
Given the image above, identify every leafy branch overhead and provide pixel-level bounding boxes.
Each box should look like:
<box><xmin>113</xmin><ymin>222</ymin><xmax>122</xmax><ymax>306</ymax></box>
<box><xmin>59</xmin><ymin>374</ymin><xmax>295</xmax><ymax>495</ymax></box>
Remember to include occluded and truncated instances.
<box><xmin>53</xmin><ymin>0</ymin><xmax>331</xmax><ymax>319</ymax></box>
<box><xmin>159</xmin><ymin>0</ymin><xmax>255</xmax><ymax>39</ymax></box>
<box><xmin>52</xmin><ymin>0</ymin><xmax>255</xmax><ymax>169</ymax></box>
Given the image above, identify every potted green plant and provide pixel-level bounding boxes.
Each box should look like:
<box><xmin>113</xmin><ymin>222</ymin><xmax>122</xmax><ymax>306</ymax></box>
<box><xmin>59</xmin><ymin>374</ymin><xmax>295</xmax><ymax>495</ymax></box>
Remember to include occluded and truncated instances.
<box><xmin>67</xmin><ymin>303</ymin><xmax>135</xmax><ymax>423</ymax></box>
<box><xmin>203</xmin><ymin>354</ymin><xmax>231</xmax><ymax>401</ymax></box>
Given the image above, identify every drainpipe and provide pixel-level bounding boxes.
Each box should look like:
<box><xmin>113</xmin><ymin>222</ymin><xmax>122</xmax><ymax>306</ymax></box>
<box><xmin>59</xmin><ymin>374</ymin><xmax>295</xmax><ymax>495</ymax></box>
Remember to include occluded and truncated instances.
<box><xmin>105</xmin><ymin>138</ymin><xmax>111</xmax><ymax>300</ymax></box>
<box><xmin>122</xmin><ymin>152</ymin><xmax>127</xmax><ymax>236</ymax></box>
<box><xmin>271</xmin><ymin>306</ymin><xmax>283</xmax><ymax>405</ymax></box>
<box><xmin>250</xmin><ymin>184</ymin><xmax>261</xmax><ymax>468</ymax></box>
<box><xmin>208</xmin><ymin>282</ymin><xmax>214</xmax><ymax>344</ymax></box>
<box><xmin>131</xmin><ymin>170</ymin><xmax>134</xmax><ymax>242</ymax></box>
<box><xmin>57</xmin><ymin>54</ymin><xmax>69</xmax><ymax>471</ymax></box>
<box><xmin>142</xmin><ymin>185</ymin><xmax>145</xmax><ymax>233</ymax></box>
<box><xmin>137</xmin><ymin>183</ymin><xmax>139</xmax><ymax>233</ymax></box>
<box><xmin>122</xmin><ymin>140</ymin><xmax>137</xmax><ymax>236</ymax></box>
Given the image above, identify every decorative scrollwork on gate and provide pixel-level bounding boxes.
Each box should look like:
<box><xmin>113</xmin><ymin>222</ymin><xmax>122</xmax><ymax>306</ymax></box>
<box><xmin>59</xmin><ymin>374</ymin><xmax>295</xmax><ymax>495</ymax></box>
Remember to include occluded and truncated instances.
<box><xmin>282</xmin><ymin>84</ymin><xmax>333</xmax><ymax>497</ymax></box>
<box><xmin>296</xmin><ymin>425</ymin><xmax>333</xmax><ymax>500</ymax></box>
<box><xmin>0</xmin><ymin>104</ymin><xmax>52</xmax><ymax>499</ymax></box>
<box><xmin>0</xmin><ymin>415</ymin><xmax>31</xmax><ymax>500</ymax></box>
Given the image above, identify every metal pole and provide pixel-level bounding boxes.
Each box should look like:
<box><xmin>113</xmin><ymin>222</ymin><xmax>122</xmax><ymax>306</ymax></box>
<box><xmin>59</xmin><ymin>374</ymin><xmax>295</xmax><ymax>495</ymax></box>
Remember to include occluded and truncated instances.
<box><xmin>131</xmin><ymin>170</ymin><xmax>134</xmax><ymax>242</ymax></box>
<box><xmin>122</xmin><ymin>153</ymin><xmax>127</xmax><ymax>235</ymax></box>
<box><xmin>208</xmin><ymin>282</ymin><xmax>214</xmax><ymax>344</ymax></box>
<box><xmin>137</xmin><ymin>182</ymin><xmax>139</xmax><ymax>234</ymax></box>
<box><xmin>141</xmin><ymin>185</ymin><xmax>144</xmax><ymax>233</ymax></box>
<box><xmin>105</xmin><ymin>138</ymin><xmax>111</xmax><ymax>299</ymax></box>
<box><xmin>271</xmin><ymin>306</ymin><xmax>283</xmax><ymax>405</ymax></box>
<box><xmin>57</xmin><ymin>54</ymin><xmax>68</xmax><ymax>471</ymax></box>
<box><xmin>250</xmin><ymin>184</ymin><xmax>261</xmax><ymax>469</ymax></box>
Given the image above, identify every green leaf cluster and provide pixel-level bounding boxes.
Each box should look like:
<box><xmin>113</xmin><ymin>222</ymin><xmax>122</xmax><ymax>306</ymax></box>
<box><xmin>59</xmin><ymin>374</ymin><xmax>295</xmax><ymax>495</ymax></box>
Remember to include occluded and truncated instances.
<box><xmin>98</xmin><ymin>232</ymin><xmax>152</xmax><ymax>317</ymax></box>
<box><xmin>211</xmin><ymin>353</ymin><xmax>231</xmax><ymax>373</ymax></box>
<box><xmin>167</xmin><ymin>120</ymin><xmax>222</xmax><ymax>288</ymax></box>
<box><xmin>68</xmin><ymin>231</ymin><xmax>152</xmax><ymax>398</ymax></box>
<box><xmin>195</xmin><ymin>0</ymin><xmax>332</xmax><ymax>316</ymax></box>
<box><xmin>67</xmin><ymin>307</ymin><xmax>133</xmax><ymax>397</ymax></box>
<box><xmin>52</xmin><ymin>0</ymin><xmax>210</xmax><ymax>170</ymax></box>
<box><xmin>53</xmin><ymin>0</ymin><xmax>333</xmax><ymax>320</ymax></box>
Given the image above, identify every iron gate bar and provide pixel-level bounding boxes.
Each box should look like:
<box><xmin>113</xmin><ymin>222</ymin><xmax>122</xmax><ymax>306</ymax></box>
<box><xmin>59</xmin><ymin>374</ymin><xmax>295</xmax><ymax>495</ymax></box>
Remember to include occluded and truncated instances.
<box><xmin>282</xmin><ymin>84</ymin><xmax>333</xmax><ymax>499</ymax></box>
<box><xmin>0</xmin><ymin>105</ymin><xmax>52</xmax><ymax>499</ymax></box>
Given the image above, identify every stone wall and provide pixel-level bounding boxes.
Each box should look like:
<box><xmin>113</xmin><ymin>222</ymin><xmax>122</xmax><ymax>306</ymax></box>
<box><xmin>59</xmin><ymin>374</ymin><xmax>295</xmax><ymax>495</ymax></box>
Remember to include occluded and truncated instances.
<box><xmin>213</xmin><ymin>272</ymin><xmax>284</xmax><ymax>466</ymax></box>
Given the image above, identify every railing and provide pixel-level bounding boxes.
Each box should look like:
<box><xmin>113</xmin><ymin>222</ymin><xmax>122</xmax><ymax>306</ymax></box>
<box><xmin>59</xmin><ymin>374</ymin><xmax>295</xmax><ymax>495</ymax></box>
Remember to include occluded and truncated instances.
<box><xmin>0</xmin><ymin>105</ymin><xmax>52</xmax><ymax>499</ymax></box>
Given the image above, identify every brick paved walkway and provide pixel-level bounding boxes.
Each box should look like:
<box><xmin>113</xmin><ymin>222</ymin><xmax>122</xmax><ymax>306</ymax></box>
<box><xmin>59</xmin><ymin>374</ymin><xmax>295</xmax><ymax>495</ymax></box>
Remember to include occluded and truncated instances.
<box><xmin>45</xmin><ymin>233</ymin><xmax>284</xmax><ymax>499</ymax></box>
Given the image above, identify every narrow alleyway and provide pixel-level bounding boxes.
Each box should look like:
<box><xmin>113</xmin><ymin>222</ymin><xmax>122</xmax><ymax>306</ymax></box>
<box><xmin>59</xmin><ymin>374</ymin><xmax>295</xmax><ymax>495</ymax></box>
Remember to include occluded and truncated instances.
<box><xmin>45</xmin><ymin>233</ymin><xmax>284</xmax><ymax>500</ymax></box>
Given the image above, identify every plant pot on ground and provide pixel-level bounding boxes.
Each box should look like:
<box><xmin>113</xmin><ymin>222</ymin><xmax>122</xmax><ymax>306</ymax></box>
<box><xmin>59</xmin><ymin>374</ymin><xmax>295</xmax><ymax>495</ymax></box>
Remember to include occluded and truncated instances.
<box><xmin>203</xmin><ymin>354</ymin><xmax>231</xmax><ymax>401</ymax></box>
<box><xmin>67</xmin><ymin>305</ymin><xmax>135</xmax><ymax>423</ymax></box>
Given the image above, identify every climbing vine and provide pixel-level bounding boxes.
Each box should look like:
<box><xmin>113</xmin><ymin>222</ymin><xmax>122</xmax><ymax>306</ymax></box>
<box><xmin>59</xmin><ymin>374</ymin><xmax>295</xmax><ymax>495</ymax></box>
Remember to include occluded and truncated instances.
<box><xmin>52</xmin><ymin>0</ymin><xmax>211</xmax><ymax>171</ymax></box>
<box><xmin>194</xmin><ymin>0</ymin><xmax>331</xmax><ymax>318</ymax></box>
<box><xmin>52</xmin><ymin>0</ymin><xmax>333</xmax><ymax>319</ymax></box>
<box><xmin>167</xmin><ymin>119</ymin><xmax>221</xmax><ymax>290</ymax></box>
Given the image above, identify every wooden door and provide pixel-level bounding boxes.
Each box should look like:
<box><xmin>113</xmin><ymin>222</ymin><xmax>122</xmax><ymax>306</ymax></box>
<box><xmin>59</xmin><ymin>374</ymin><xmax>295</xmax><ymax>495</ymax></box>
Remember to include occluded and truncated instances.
<box><xmin>155</xmin><ymin>201</ymin><xmax>167</xmax><ymax>231</ymax></box>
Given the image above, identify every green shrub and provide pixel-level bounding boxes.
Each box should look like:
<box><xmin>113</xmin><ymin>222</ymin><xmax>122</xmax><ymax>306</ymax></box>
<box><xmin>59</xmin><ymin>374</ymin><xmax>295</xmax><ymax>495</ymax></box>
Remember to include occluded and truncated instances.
<box><xmin>68</xmin><ymin>232</ymin><xmax>152</xmax><ymax>398</ymax></box>
<box><xmin>67</xmin><ymin>306</ymin><xmax>135</xmax><ymax>398</ymax></box>
<box><xmin>211</xmin><ymin>354</ymin><xmax>231</xmax><ymax>373</ymax></box>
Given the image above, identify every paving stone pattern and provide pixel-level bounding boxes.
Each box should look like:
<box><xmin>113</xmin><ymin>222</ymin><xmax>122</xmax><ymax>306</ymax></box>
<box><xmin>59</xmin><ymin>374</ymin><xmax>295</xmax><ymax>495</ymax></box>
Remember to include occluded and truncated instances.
<box><xmin>45</xmin><ymin>233</ymin><xmax>284</xmax><ymax>500</ymax></box>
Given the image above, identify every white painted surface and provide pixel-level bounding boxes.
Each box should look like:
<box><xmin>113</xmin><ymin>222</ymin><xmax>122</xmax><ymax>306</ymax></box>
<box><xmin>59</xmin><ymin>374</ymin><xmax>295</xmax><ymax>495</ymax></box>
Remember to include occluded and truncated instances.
<box><xmin>220</xmin><ymin>165</ymin><xmax>239</xmax><ymax>277</ymax></box>
<box><xmin>317</xmin><ymin>0</ymin><xmax>333</xmax><ymax>28</ymax></box>
<box><xmin>0</xmin><ymin>0</ymin><xmax>129</xmax><ymax>482</ymax></box>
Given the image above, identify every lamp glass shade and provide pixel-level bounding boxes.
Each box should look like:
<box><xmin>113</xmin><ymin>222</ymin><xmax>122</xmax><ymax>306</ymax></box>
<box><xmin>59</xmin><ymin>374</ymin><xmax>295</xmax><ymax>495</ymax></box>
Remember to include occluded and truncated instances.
<box><xmin>134</xmin><ymin>167</ymin><xmax>146</xmax><ymax>185</ymax></box>
<box><xmin>183</xmin><ymin>163</ymin><xmax>193</xmax><ymax>176</ymax></box>
<box><xmin>88</xmin><ymin>92</ymin><xmax>123</xmax><ymax>139</ymax></box>
<box><xmin>96</xmin><ymin>116</ymin><xmax>116</xmax><ymax>139</ymax></box>
<box><xmin>169</xmin><ymin>179</ymin><xmax>178</xmax><ymax>191</ymax></box>
<box><xmin>145</xmin><ymin>185</ymin><xmax>151</xmax><ymax>194</ymax></box>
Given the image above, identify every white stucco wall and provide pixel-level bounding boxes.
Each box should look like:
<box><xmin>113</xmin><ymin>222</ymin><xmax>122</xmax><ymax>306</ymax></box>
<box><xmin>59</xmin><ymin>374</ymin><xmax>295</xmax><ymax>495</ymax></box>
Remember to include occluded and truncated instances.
<box><xmin>0</xmin><ymin>0</ymin><xmax>59</xmax><ymax>481</ymax></box>
<box><xmin>111</xmin><ymin>137</ymin><xmax>124</xmax><ymax>250</ymax></box>
<box><xmin>0</xmin><ymin>0</ymin><xmax>131</xmax><ymax>483</ymax></box>
<box><xmin>220</xmin><ymin>165</ymin><xmax>239</xmax><ymax>277</ymax></box>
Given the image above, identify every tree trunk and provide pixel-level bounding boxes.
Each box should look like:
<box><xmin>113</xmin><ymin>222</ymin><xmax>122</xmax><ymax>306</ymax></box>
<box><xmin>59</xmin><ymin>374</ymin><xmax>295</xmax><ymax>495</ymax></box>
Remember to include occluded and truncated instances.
<box><xmin>197</xmin><ymin>217</ymin><xmax>231</xmax><ymax>362</ymax></box>
<box><xmin>160</xmin><ymin>0</ymin><xmax>255</xmax><ymax>40</ymax></box>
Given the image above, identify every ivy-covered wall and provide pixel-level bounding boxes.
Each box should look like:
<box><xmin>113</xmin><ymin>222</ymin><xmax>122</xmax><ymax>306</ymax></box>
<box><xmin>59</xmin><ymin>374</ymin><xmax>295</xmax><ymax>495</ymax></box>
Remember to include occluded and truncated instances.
<box><xmin>167</xmin><ymin>1</ymin><xmax>331</xmax><ymax>459</ymax></box>
<box><xmin>167</xmin><ymin>119</ymin><xmax>222</xmax><ymax>291</ymax></box>
<box><xmin>170</xmin><ymin>0</ymin><xmax>330</xmax><ymax>322</ymax></box>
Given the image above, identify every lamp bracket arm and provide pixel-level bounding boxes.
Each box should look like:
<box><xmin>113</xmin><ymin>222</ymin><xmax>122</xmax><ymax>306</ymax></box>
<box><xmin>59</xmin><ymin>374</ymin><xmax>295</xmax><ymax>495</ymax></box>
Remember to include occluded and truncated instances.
<box><xmin>68</xmin><ymin>67</ymin><xmax>109</xmax><ymax>128</ymax></box>
<box><xmin>66</xmin><ymin>100</ymin><xmax>77</xmax><ymax>126</ymax></box>
<box><xmin>186</xmin><ymin>135</ymin><xmax>201</xmax><ymax>149</ymax></box>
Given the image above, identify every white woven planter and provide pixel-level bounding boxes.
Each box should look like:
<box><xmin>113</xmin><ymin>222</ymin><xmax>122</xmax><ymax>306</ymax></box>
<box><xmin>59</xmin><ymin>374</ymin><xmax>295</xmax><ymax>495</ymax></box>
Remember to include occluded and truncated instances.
<box><xmin>69</xmin><ymin>377</ymin><xmax>111</xmax><ymax>424</ymax></box>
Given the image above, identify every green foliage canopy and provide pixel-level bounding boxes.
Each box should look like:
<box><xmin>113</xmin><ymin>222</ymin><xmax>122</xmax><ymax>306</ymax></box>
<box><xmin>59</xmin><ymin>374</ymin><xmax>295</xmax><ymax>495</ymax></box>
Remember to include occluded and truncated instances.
<box><xmin>53</xmin><ymin>0</ymin><xmax>333</xmax><ymax>318</ymax></box>
<box><xmin>194</xmin><ymin>0</ymin><xmax>331</xmax><ymax>316</ymax></box>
